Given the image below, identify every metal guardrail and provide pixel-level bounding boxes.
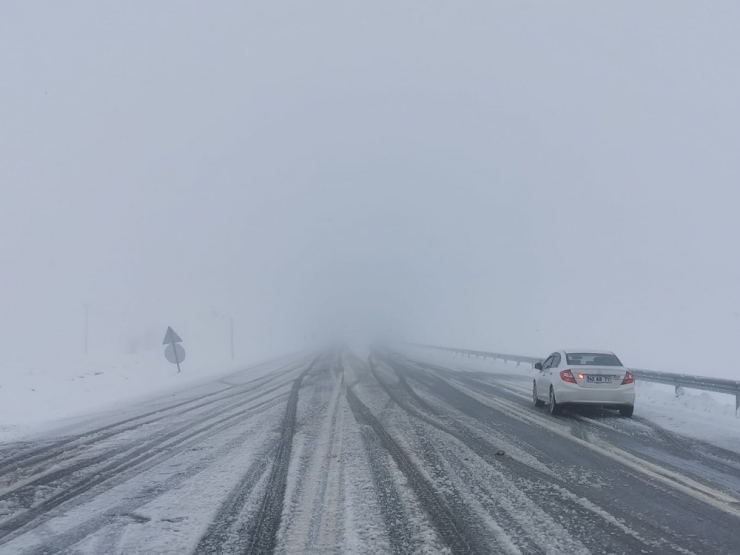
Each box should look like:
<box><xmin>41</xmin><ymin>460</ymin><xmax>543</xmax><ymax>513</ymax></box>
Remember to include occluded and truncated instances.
<box><xmin>413</xmin><ymin>344</ymin><xmax>740</xmax><ymax>413</ymax></box>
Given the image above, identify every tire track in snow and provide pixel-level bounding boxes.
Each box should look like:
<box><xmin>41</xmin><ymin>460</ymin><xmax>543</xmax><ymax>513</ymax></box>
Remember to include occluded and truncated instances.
<box><xmin>0</xmin><ymin>359</ymin><xmax>306</xmax><ymax>487</ymax></box>
<box><xmin>370</xmin><ymin>354</ymin><xmax>517</xmax><ymax>478</ymax></box>
<box><xmin>388</xmin><ymin>353</ymin><xmax>722</xmax><ymax>554</ymax></box>
<box><xmin>0</xmin><ymin>388</ymin><xmax>290</xmax><ymax>544</ymax></box>
<box><xmin>305</xmin><ymin>394</ymin><xmax>342</xmax><ymax>550</ymax></box>
<box><xmin>430</xmin><ymin>363</ymin><xmax>740</xmax><ymax>510</ymax></box>
<box><xmin>311</xmin><ymin>394</ymin><xmax>346</xmax><ymax>553</ymax></box>
<box><xmin>279</xmin><ymin>353</ymin><xmax>345</xmax><ymax>554</ymax></box>
<box><xmin>352</xmin><ymin>403</ymin><xmax>421</xmax><ymax>555</ymax></box>
<box><xmin>190</xmin><ymin>445</ymin><xmax>278</xmax><ymax>555</ymax></box>
<box><xmin>194</xmin><ymin>354</ymin><xmax>322</xmax><ymax>555</ymax></box>
<box><xmin>346</xmin><ymin>383</ymin><xmax>473</xmax><ymax>555</ymax></box>
<box><xmin>0</xmin><ymin>378</ymin><xmax>293</xmax><ymax>508</ymax></box>
<box><xmin>370</xmin><ymin>355</ymin><xmax>583</xmax><ymax>553</ymax></box>
<box><xmin>399</xmin><ymin>355</ymin><xmax>740</xmax><ymax>553</ymax></box>
<box><xmin>245</xmin><ymin>356</ymin><xmax>322</xmax><ymax>554</ymax></box>
<box><xmin>14</xmin><ymin>406</ymin><xmax>284</xmax><ymax>555</ymax></box>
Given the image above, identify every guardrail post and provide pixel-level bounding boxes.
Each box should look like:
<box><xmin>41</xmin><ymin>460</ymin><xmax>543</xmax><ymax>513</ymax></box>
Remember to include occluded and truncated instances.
<box><xmin>736</xmin><ymin>393</ymin><xmax>739</xmax><ymax>415</ymax></box>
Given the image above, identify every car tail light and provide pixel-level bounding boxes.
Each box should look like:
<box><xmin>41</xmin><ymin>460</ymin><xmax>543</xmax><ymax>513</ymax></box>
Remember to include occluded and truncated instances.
<box><xmin>560</xmin><ymin>369</ymin><xmax>577</xmax><ymax>384</ymax></box>
<box><xmin>622</xmin><ymin>371</ymin><xmax>635</xmax><ymax>385</ymax></box>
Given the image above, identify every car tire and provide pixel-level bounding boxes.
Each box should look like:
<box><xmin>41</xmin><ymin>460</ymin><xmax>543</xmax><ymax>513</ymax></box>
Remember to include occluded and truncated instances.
<box><xmin>533</xmin><ymin>381</ymin><xmax>545</xmax><ymax>407</ymax></box>
<box><xmin>619</xmin><ymin>405</ymin><xmax>634</xmax><ymax>418</ymax></box>
<box><xmin>549</xmin><ymin>387</ymin><xmax>563</xmax><ymax>415</ymax></box>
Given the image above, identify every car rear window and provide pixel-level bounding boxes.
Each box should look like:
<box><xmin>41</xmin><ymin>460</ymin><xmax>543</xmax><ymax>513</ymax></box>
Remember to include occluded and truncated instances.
<box><xmin>566</xmin><ymin>353</ymin><xmax>623</xmax><ymax>366</ymax></box>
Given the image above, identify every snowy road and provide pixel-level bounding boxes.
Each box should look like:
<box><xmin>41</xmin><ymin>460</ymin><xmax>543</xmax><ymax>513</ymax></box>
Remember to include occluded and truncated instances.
<box><xmin>2</xmin><ymin>350</ymin><xmax>740</xmax><ymax>554</ymax></box>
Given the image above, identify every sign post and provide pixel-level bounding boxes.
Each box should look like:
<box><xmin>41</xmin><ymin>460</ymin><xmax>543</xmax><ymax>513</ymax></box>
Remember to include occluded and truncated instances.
<box><xmin>163</xmin><ymin>326</ymin><xmax>186</xmax><ymax>373</ymax></box>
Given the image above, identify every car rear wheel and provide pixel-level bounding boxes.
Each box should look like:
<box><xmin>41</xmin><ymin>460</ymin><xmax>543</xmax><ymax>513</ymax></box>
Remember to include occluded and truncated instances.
<box><xmin>549</xmin><ymin>387</ymin><xmax>563</xmax><ymax>415</ymax></box>
<box><xmin>533</xmin><ymin>381</ymin><xmax>545</xmax><ymax>407</ymax></box>
<box><xmin>619</xmin><ymin>405</ymin><xmax>634</xmax><ymax>418</ymax></box>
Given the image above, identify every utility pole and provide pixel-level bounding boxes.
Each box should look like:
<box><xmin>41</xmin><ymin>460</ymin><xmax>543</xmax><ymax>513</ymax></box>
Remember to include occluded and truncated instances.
<box><xmin>84</xmin><ymin>304</ymin><xmax>90</xmax><ymax>355</ymax></box>
<box><xmin>230</xmin><ymin>317</ymin><xmax>234</xmax><ymax>360</ymax></box>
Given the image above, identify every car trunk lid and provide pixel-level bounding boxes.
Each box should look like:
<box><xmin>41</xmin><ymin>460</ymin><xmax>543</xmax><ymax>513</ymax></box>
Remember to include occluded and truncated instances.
<box><xmin>569</xmin><ymin>365</ymin><xmax>627</xmax><ymax>388</ymax></box>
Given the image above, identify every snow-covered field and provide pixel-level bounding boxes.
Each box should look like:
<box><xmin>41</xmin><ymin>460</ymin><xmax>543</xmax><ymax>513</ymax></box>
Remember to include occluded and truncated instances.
<box><xmin>0</xmin><ymin>349</ymin><xmax>300</xmax><ymax>444</ymax></box>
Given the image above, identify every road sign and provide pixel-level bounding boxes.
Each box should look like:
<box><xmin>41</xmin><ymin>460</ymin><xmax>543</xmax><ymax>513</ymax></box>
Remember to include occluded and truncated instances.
<box><xmin>165</xmin><ymin>344</ymin><xmax>186</xmax><ymax>365</ymax></box>
<box><xmin>163</xmin><ymin>326</ymin><xmax>182</xmax><ymax>345</ymax></box>
<box><xmin>163</xmin><ymin>326</ymin><xmax>185</xmax><ymax>372</ymax></box>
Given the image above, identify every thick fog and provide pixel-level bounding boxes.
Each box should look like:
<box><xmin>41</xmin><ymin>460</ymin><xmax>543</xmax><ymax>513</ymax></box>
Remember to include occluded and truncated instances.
<box><xmin>2</xmin><ymin>2</ymin><xmax>740</xmax><ymax>377</ymax></box>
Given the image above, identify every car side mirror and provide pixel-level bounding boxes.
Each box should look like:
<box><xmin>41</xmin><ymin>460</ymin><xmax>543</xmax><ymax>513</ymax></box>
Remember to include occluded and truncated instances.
<box><xmin>534</xmin><ymin>362</ymin><xmax>543</xmax><ymax>370</ymax></box>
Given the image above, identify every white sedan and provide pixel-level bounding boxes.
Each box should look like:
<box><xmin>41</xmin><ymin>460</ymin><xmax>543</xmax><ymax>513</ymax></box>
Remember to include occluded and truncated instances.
<box><xmin>532</xmin><ymin>350</ymin><xmax>636</xmax><ymax>417</ymax></box>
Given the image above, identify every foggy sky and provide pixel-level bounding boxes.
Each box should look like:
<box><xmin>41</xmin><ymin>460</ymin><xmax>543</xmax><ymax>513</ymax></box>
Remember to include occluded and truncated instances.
<box><xmin>2</xmin><ymin>2</ymin><xmax>740</xmax><ymax>376</ymax></box>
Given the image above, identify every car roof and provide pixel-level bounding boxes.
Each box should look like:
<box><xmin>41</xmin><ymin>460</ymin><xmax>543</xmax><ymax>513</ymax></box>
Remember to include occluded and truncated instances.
<box><xmin>561</xmin><ymin>349</ymin><xmax>615</xmax><ymax>355</ymax></box>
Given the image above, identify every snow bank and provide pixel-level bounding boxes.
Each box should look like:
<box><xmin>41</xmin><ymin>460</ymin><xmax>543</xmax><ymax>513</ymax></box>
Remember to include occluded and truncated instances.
<box><xmin>635</xmin><ymin>382</ymin><xmax>740</xmax><ymax>453</ymax></box>
<box><xmin>0</xmin><ymin>348</ymin><xmax>293</xmax><ymax>443</ymax></box>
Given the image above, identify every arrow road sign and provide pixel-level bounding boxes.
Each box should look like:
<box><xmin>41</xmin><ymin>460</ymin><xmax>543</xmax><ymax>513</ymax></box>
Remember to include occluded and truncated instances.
<box><xmin>163</xmin><ymin>326</ymin><xmax>182</xmax><ymax>345</ymax></box>
<box><xmin>163</xmin><ymin>326</ymin><xmax>185</xmax><ymax>372</ymax></box>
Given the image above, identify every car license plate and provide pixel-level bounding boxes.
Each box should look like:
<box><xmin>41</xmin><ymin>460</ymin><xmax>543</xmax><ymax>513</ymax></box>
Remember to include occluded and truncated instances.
<box><xmin>587</xmin><ymin>375</ymin><xmax>612</xmax><ymax>383</ymax></box>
